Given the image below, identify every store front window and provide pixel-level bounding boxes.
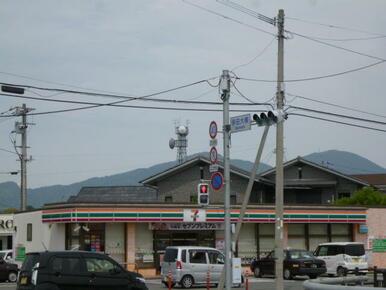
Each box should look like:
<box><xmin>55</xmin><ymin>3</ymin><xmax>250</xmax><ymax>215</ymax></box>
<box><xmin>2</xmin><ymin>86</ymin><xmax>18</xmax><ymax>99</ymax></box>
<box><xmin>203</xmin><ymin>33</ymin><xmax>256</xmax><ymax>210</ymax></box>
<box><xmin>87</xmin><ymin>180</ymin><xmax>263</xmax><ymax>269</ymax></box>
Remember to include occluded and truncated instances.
<box><xmin>66</xmin><ymin>223</ymin><xmax>105</xmax><ymax>252</ymax></box>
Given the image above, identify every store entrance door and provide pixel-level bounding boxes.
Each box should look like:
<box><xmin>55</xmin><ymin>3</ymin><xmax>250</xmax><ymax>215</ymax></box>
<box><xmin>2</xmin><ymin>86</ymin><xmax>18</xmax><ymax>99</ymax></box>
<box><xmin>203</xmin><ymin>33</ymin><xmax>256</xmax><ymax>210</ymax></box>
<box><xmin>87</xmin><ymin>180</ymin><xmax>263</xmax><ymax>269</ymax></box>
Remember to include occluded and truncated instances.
<box><xmin>154</xmin><ymin>230</ymin><xmax>215</xmax><ymax>273</ymax></box>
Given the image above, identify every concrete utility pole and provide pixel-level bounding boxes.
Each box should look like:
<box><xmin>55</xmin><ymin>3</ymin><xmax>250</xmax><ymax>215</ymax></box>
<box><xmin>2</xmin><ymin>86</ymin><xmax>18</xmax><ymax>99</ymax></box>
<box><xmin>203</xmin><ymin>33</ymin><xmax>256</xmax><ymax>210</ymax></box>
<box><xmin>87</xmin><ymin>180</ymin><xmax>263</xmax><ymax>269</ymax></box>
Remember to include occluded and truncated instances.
<box><xmin>13</xmin><ymin>104</ymin><xmax>34</xmax><ymax>211</ymax></box>
<box><xmin>275</xmin><ymin>9</ymin><xmax>285</xmax><ymax>290</ymax></box>
<box><xmin>220</xmin><ymin>69</ymin><xmax>232</xmax><ymax>290</ymax></box>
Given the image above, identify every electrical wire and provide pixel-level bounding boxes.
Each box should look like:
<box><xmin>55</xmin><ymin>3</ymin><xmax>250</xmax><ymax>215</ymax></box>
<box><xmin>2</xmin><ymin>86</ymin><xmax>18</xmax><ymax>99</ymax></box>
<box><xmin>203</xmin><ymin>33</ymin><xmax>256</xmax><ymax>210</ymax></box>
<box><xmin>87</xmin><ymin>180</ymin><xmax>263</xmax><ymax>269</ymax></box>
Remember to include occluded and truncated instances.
<box><xmin>236</xmin><ymin>59</ymin><xmax>385</xmax><ymax>83</ymax></box>
<box><xmin>295</xmin><ymin>34</ymin><xmax>386</xmax><ymax>42</ymax></box>
<box><xmin>181</xmin><ymin>0</ymin><xmax>276</xmax><ymax>36</ymax></box>
<box><xmin>0</xmin><ymin>89</ymin><xmax>264</xmax><ymax>107</ymax></box>
<box><xmin>0</xmin><ymin>147</ymin><xmax>18</xmax><ymax>155</ymax></box>
<box><xmin>0</xmin><ymin>92</ymin><xmax>271</xmax><ymax>116</ymax></box>
<box><xmin>286</xmin><ymin>16</ymin><xmax>386</xmax><ymax>37</ymax></box>
<box><xmin>216</xmin><ymin>0</ymin><xmax>275</xmax><ymax>25</ymax></box>
<box><xmin>0</xmin><ymin>78</ymin><xmax>218</xmax><ymax>103</ymax></box>
<box><xmin>230</xmin><ymin>80</ymin><xmax>274</xmax><ymax>109</ymax></box>
<box><xmin>288</xmin><ymin>105</ymin><xmax>386</xmax><ymax>126</ymax></box>
<box><xmin>289</xmin><ymin>31</ymin><xmax>386</xmax><ymax>62</ymax></box>
<box><xmin>231</xmin><ymin>36</ymin><xmax>276</xmax><ymax>72</ymax></box>
<box><xmin>0</xmin><ymin>71</ymin><xmax>137</xmax><ymax>96</ymax></box>
<box><xmin>286</xmin><ymin>92</ymin><xmax>386</xmax><ymax>120</ymax></box>
<box><xmin>289</xmin><ymin>113</ymin><xmax>386</xmax><ymax>133</ymax></box>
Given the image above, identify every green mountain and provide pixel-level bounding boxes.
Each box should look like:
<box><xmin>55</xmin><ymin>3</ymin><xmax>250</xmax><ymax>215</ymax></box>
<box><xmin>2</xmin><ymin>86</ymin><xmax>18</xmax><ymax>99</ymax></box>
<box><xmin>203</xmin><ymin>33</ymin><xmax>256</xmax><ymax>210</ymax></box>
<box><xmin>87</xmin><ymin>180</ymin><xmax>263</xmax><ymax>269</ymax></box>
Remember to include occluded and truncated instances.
<box><xmin>0</xmin><ymin>150</ymin><xmax>384</xmax><ymax>210</ymax></box>
<box><xmin>304</xmin><ymin>150</ymin><xmax>386</xmax><ymax>175</ymax></box>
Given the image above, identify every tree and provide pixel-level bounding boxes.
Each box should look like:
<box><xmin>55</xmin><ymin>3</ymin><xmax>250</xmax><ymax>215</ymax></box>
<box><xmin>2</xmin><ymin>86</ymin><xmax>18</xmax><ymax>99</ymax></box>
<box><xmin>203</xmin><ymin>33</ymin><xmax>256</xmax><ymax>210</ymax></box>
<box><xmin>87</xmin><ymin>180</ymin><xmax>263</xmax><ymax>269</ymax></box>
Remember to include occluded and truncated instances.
<box><xmin>0</xmin><ymin>208</ymin><xmax>18</xmax><ymax>213</ymax></box>
<box><xmin>334</xmin><ymin>186</ymin><xmax>386</xmax><ymax>206</ymax></box>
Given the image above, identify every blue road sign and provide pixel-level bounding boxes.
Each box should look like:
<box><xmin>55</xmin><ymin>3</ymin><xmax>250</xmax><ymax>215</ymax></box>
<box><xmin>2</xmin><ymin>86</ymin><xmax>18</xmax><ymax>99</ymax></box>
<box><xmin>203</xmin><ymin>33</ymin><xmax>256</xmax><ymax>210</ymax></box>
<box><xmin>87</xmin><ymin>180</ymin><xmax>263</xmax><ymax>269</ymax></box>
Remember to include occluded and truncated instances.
<box><xmin>211</xmin><ymin>172</ymin><xmax>224</xmax><ymax>191</ymax></box>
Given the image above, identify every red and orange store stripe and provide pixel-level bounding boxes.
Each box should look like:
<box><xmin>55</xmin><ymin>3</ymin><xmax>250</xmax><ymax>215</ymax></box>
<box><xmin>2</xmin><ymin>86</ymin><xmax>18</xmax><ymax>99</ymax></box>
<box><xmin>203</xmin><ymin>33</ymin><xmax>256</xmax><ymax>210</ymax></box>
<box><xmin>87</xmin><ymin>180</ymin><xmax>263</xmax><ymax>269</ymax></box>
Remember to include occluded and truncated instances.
<box><xmin>42</xmin><ymin>208</ymin><xmax>366</xmax><ymax>224</ymax></box>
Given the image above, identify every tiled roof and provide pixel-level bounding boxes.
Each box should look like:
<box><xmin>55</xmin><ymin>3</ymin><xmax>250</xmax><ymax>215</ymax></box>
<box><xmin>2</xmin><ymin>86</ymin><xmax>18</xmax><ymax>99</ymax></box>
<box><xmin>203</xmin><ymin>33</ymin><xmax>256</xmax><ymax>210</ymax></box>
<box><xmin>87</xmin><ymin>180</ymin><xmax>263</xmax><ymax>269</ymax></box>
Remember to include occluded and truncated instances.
<box><xmin>351</xmin><ymin>174</ymin><xmax>386</xmax><ymax>185</ymax></box>
<box><xmin>67</xmin><ymin>186</ymin><xmax>157</xmax><ymax>203</ymax></box>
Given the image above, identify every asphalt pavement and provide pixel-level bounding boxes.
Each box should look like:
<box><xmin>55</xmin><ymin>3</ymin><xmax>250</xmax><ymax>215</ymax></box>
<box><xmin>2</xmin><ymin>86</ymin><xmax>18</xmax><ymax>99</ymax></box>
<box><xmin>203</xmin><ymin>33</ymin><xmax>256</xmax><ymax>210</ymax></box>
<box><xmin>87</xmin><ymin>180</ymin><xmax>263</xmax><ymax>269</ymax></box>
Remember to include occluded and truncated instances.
<box><xmin>0</xmin><ymin>278</ymin><xmax>307</xmax><ymax>290</ymax></box>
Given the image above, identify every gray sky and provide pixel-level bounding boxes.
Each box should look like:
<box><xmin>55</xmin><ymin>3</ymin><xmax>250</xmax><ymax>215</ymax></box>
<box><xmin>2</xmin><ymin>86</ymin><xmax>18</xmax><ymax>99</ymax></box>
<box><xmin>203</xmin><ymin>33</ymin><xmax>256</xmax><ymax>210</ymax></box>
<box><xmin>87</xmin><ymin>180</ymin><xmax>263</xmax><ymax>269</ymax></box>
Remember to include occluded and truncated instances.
<box><xmin>0</xmin><ymin>0</ymin><xmax>385</xmax><ymax>188</ymax></box>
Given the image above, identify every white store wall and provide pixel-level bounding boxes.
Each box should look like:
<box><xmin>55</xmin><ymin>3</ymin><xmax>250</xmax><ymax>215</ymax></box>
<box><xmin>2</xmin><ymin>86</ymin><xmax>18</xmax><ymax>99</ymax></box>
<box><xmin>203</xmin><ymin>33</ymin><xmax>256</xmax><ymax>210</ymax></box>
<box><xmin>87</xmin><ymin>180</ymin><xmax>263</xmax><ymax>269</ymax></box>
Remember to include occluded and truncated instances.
<box><xmin>14</xmin><ymin>210</ymin><xmax>65</xmax><ymax>254</ymax></box>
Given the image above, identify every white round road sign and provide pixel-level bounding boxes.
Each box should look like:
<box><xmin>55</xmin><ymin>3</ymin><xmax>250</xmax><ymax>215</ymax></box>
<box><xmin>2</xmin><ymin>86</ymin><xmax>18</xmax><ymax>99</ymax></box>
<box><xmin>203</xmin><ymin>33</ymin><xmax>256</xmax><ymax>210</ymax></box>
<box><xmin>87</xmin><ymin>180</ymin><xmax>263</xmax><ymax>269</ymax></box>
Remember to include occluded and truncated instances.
<box><xmin>209</xmin><ymin>147</ymin><xmax>218</xmax><ymax>164</ymax></box>
<box><xmin>209</xmin><ymin>121</ymin><xmax>218</xmax><ymax>139</ymax></box>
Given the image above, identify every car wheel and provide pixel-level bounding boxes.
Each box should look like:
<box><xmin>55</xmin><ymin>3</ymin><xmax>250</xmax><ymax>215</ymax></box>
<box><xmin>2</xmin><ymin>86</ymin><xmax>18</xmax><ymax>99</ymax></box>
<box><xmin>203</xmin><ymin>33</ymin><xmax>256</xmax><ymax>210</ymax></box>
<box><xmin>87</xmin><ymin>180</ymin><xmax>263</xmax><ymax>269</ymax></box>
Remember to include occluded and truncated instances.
<box><xmin>283</xmin><ymin>268</ymin><xmax>293</xmax><ymax>280</ymax></box>
<box><xmin>254</xmin><ymin>266</ymin><xmax>262</xmax><ymax>278</ymax></box>
<box><xmin>309</xmin><ymin>274</ymin><xmax>318</xmax><ymax>279</ymax></box>
<box><xmin>7</xmin><ymin>272</ymin><xmax>17</xmax><ymax>283</ymax></box>
<box><xmin>337</xmin><ymin>267</ymin><xmax>346</xmax><ymax>277</ymax></box>
<box><xmin>180</xmin><ymin>275</ymin><xmax>194</xmax><ymax>289</ymax></box>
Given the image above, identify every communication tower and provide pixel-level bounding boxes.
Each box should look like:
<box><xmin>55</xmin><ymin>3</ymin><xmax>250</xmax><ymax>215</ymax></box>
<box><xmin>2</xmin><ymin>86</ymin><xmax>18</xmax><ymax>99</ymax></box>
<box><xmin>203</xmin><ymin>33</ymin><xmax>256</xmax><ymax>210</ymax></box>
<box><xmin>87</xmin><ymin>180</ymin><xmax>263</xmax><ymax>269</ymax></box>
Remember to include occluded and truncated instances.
<box><xmin>169</xmin><ymin>121</ymin><xmax>189</xmax><ymax>164</ymax></box>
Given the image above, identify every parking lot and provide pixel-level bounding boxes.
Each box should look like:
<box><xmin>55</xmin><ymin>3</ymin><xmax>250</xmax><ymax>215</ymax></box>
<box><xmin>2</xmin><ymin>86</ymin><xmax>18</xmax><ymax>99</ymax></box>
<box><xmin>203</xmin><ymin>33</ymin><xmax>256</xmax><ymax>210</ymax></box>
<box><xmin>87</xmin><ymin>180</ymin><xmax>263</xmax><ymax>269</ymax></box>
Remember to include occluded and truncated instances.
<box><xmin>0</xmin><ymin>277</ymin><xmax>307</xmax><ymax>290</ymax></box>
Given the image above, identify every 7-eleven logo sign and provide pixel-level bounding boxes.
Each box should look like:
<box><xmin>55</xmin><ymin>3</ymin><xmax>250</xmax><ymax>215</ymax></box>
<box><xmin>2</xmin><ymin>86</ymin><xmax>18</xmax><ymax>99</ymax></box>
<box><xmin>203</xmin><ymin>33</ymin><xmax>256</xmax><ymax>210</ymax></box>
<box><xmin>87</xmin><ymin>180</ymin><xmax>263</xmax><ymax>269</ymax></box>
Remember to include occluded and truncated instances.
<box><xmin>184</xmin><ymin>209</ymin><xmax>206</xmax><ymax>222</ymax></box>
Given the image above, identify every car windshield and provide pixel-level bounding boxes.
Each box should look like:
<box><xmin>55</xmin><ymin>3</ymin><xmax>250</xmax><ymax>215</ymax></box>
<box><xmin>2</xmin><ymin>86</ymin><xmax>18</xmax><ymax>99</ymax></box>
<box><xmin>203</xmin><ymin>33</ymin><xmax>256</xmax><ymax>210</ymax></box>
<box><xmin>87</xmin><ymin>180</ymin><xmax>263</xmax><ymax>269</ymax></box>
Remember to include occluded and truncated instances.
<box><xmin>289</xmin><ymin>250</ymin><xmax>314</xmax><ymax>259</ymax></box>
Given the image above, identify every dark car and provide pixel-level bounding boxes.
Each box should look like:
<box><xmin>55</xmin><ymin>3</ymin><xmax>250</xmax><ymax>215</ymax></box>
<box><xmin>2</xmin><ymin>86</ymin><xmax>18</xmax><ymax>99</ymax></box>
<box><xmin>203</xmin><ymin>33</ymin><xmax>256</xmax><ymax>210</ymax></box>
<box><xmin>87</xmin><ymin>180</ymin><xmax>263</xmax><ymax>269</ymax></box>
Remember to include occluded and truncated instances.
<box><xmin>250</xmin><ymin>249</ymin><xmax>326</xmax><ymax>280</ymax></box>
<box><xmin>0</xmin><ymin>258</ymin><xmax>18</xmax><ymax>282</ymax></box>
<box><xmin>17</xmin><ymin>251</ymin><xmax>148</xmax><ymax>290</ymax></box>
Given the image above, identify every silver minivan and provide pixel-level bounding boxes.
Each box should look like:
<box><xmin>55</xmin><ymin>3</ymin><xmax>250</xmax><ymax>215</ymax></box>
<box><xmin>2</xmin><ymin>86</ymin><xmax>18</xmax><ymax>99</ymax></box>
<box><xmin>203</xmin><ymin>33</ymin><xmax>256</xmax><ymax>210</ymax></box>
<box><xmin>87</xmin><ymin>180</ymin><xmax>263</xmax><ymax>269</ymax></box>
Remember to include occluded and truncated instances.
<box><xmin>161</xmin><ymin>246</ymin><xmax>233</xmax><ymax>288</ymax></box>
<box><xmin>314</xmin><ymin>242</ymin><xmax>368</xmax><ymax>276</ymax></box>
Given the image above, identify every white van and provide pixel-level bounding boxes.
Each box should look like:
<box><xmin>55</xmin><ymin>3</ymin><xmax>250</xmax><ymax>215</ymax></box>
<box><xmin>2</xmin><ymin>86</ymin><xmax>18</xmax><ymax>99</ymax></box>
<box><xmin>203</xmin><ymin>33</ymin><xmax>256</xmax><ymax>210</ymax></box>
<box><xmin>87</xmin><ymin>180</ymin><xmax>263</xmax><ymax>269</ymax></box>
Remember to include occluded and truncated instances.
<box><xmin>0</xmin><ymin>250</ymin><xmax>13</xmax><ymax>262</ymax></box>
<box><xmin>161</xmin><ymin>246</ymin><xmax>243</xmax><ymax>288</ymax></box>
<box><xmin>314</xmin><ymin>242</ymin><xmax>368</xmax><ymax>276</ymax></box>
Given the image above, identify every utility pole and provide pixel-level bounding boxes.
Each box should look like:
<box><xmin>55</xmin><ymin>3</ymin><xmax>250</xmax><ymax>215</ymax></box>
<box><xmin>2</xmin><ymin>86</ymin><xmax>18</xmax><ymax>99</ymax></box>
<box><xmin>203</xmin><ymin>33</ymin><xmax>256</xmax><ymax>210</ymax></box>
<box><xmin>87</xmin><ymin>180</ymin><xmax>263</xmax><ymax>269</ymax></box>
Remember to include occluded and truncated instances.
<box><xmin>13</xmin><ymin>104</ymin><xmax>34</xmax><ymax>211</ymax></box>
<box><xmin>220</xmin><ymin>69</ymin><xmax>232</xmax><ymax>290</ymax></box>
<box><xmin>275</xmin><ymin>9</ymin><xmax>285</xmax><ymax>290</ymax></box>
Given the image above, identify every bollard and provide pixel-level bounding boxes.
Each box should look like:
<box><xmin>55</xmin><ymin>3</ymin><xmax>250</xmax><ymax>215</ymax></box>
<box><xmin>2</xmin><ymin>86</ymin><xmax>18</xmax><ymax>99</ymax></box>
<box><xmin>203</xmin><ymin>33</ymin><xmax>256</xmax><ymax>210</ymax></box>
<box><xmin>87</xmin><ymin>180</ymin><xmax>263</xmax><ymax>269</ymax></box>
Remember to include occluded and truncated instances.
<box><xmin>207</xmin><ymin>269</ymin><xmax>211</xmax><ymax>290</ymax></box>
<box><xmin>382</xmin><ymin>270</ymin><xmax>386</xmax><ymax>287</ymax></box>
<box><xmin>374</xmin><ymin>266</ymin><xmax>378</xmax><ymax>288</ymax></box>
<box><xmin>168</xmin><ymin>269</ymin><xmax>172</xmax><ymax>290</ymax></box>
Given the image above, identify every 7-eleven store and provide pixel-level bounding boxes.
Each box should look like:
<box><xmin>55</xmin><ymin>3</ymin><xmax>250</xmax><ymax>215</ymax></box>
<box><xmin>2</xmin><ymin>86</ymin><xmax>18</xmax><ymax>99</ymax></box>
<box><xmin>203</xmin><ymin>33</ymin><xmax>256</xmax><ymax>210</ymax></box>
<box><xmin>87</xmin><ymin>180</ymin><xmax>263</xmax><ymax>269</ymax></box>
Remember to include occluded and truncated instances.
<box><xmin>33</xmin><ymin>205</ymin><xmax>368</xmax><ymax>277</ymax></box>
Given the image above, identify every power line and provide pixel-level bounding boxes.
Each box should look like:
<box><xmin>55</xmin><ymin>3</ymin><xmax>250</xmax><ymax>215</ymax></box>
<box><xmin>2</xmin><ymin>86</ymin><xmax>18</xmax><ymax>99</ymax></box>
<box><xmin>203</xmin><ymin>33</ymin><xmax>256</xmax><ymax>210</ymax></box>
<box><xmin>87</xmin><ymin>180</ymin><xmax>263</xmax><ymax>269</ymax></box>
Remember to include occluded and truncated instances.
<box><xmin>230</xmin><ymin>80</ymin><xmax>274</xmax><ymax>109</ymax></box>
<box><xmin>288</xmin><ymin>105</ymin><xmax>386</xmax><ymax>126</ymax></box>
<box><xmin>181</xmin><ymin>0</ymin><xmax>276</xmax><ymax>36</ymax></box>
<box><xmin>0</xmin><ymin>88</ymin><xmax>265</xmax><ymax>107</ymax></box>
<box><xmin>0</xmin><ymin>147</ymin><xmax>18</xmax><ymax>155</ymax></box>
<box><xmin>286</xmin><ymin>16</ymin><xmax>386</xmax><ymax>37</ymax></box>
<box><xmin>235</xmin><ymin>59</ymin><xmax>385</xmax><ymax>83</ymax></box>
<box><xmin>0</xmin><ymin>77</ymin><xmax>218</xmax><ymax>103</ymax></box>
<box><xmin>0</xmin><ymin>92</ymin><xmax>271</xmax><ymax>116</ymax></box>
<box><xmin>289</xmin><ymin>113</ymin><xmax>386</xmax><ymax>133</ymax></box>
<box><xmin>289</xmin><ymin>31</ymin><xmax>386</xmax><ymax>61</ymax></box>
<box><xmin>0</xmin><ymin>70</ymin><xmax>138</xmax><ymax>96</ymax></box>
<box><xmin>216</xmin><ymin>0</ymin><xmax>275</xmax><ymax>25</ymax></box>
<box><xmin>231</xmin><ymin>36</ymin><xmax>276</xmax><ymax>71</ymax></box>
<box><xmin>286</xmin><ymin>92</ymin><xmax>386</xmax><ymax>120</ymax></box>
<box><xmin>296</xmin><ymin>34</ymin><xmax>386</xmax><ymax>42</ymax></box>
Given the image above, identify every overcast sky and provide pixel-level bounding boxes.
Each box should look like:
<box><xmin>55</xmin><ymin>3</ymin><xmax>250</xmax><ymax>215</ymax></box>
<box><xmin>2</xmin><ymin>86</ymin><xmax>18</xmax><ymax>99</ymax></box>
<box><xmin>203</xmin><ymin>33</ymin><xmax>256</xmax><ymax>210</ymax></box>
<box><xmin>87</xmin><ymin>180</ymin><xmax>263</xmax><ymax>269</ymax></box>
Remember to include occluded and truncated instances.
<box><xmin>0</xmin><ymin>0</ymin><xmax>385</xmax><ymax>188</ymax></box>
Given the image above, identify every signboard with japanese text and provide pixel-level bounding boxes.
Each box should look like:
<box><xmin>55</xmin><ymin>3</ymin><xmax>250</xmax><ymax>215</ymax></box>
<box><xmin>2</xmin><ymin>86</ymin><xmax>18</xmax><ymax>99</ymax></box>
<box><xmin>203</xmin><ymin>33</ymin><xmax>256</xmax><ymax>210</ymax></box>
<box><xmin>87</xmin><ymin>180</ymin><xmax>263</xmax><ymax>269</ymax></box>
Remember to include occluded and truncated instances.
<box><xmin>151</xmin><ymin>222</ymin><xmax>224</xmax><ymax>231</ymax></box>
<box><xmin>230</xmin><ymin>114</ymin><xmax>251</xmax><ymax>133</ymax></box>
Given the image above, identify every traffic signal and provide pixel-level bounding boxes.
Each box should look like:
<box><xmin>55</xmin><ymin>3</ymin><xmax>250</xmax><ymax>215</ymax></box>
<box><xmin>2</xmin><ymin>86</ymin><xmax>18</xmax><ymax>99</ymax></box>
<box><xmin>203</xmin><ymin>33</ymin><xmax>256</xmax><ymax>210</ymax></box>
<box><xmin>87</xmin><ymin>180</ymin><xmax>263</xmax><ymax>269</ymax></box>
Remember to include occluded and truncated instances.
<box><xmin>198</xmin><ymin>183</ymin><xmax>209</xmax><ymax>206</ymax></box>
<box><xmin>252</xmin><ymin>110</ymin><xmax>287</xmax><ymax>126</ymax></box>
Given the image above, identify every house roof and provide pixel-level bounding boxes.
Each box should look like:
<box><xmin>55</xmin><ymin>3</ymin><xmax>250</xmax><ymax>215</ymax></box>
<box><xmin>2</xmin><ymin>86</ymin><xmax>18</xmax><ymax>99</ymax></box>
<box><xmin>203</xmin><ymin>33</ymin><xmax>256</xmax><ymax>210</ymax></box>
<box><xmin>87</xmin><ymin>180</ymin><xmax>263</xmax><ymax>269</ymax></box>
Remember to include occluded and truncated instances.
<box><xmin>140</xmin><ymin>155</ymin><xmax>273</xmax><ymax>185</ymax></box>
<box><xmin>351</xmin><ymin>174</ymin><xmax>386</xmax><ymax>186</ymax></box>
<box><xmin>67</xmin><ymin>186</ymin><xmax>158</xmax><ymax>203</ymax></box>
<box><xmin>260</xmin><ymin>156</ymin><xmax>370</xmax><ymax>186</ymax></box>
